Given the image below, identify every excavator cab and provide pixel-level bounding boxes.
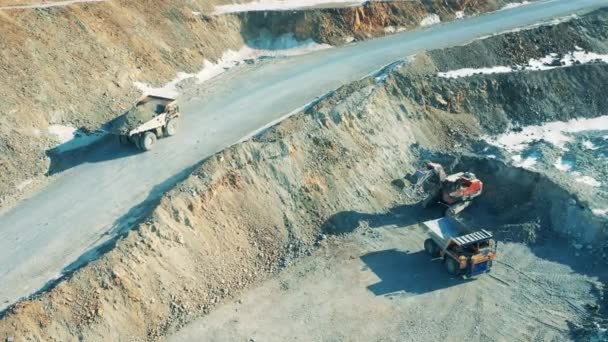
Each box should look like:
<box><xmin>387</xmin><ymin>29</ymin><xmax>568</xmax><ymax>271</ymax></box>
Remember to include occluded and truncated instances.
<box><xmin>414</xmin><ymin>163</ymin><xmax>483</xmax><ymax>216</ymax></box>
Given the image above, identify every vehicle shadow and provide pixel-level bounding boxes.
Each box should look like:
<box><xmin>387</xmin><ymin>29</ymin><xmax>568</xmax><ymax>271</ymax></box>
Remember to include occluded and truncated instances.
<box><xmin>361</xmin><ymin>249</ymin><xmax>470</xmax><ymax>296</ymax></box>
<box><xmin>321</xmin><ymin>203</ymin><xmax>444</xmax><ymax>235</ymax></box>
<box><xmin>46</xmin><ymin>134</ymin><xmax>142</xmax><ymax>176</ymax></box>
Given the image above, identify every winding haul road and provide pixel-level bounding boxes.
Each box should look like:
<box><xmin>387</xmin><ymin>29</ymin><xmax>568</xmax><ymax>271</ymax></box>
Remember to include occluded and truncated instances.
<box><xmin>0</xmin><ymin>0</ymin><xmax>605</xmax><ymax>311</ymax></box>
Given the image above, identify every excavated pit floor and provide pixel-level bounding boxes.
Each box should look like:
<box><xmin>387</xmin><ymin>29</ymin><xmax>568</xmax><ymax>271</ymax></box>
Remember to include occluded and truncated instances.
<box><xmin>171</xmin><ymin>166</ymin><xmax>606</xmax><ymax>341</ymax></box>
<box><xmin>171</xmin><ymin>153</ymin><xmax>608</xmax><ymax>342</ymax></box>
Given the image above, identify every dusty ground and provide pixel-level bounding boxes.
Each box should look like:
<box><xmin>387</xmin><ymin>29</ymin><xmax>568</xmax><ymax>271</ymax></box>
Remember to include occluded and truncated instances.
<box><xmin>0</xmin><ymin>5</ymin><xmax>606</xmax><ymax>342</ymax></box>
<box><xmin>171</xmin><ymin>223</ymin><xmax>602</xmax><ymax>342</ymax></box>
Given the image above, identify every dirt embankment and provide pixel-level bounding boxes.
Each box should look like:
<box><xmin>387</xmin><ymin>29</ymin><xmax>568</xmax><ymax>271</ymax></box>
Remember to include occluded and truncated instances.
<box><xmin>2</xmin><ymin>9</ymin><xmax>608</xmax><ymax>338</ymax></box>
<box><xmin>393</xmin><ymin>64</ymin><xmax>608</xmax><ymax>133</ymax></box>
<box><xmin>0</xmin><ymin>0</ymin><xmax>513</xmax><ymax>207</ymax></box>
<box><xmin>0</xmin><ymin>0</ymin><xmax>242</xmax><ymax>204</ymax></box>
<box><xmin>240</xmin><ymin>0</ymin><xmax>516</xmax><ymax>45</ymax></box>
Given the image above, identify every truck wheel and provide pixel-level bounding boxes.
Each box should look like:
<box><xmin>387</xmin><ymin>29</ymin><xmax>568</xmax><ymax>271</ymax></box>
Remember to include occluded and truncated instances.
<box><xmin>424</xmin><ymin>239</ymin><xmax>439</xmax><ymax>257</ymax></box>
<box><xmin>164</xmin><ymin>118</ymin><xmax>179</xmax><ymax>137</ymax></box>
<box><xmin>139</xmin><ymin>132</ymin><xmax>157</xmax><ymax>151</ymax></box>
<box><xmin>118</xmin><ymin>135</ymin><xmax>129</xmax><ymax>145</ymax></box>
<box><xmin>445</xmin><ymin>257</ymin><xmax>460</xmax><ymax>275</ymax></box>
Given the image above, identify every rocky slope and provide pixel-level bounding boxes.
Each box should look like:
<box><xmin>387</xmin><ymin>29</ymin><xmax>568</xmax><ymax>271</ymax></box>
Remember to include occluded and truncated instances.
<box><xmin>1</xmin><ymin>9</ymin><xmax>607</xmax><ymax>340</ymax></box>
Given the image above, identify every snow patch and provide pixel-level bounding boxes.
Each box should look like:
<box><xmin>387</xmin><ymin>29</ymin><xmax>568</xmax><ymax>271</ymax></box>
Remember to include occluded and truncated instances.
<box><xmin>455</xmin><ymin>11</ymin><xmax>465</xmax><ymax>19</ymax></box>
<box><xmin>501</xmin><ymin>1</ymin><xmax>530</xmax><ymax>10</ymax></box>
<box><xmin>438</xmin><ymin>50</ymin><xmax>608</xmax><ymax>78</ymax></box>
<box><xmin>574</xmin><ymin>175</ymin><xmax>602</xmax><ymax>187</ymax></box>
<box><xmin>512</xmin><ymin>155</ymin><xmax>537</xmax><ymax>169</ymax></box>
<box><xmin>420</xmin><ymin>14</ymin><xmax>441</xmax><ymax>27</ymax></box>
<box><xmin>134</xmin><ymin>72</ymin><xmax>193</xmax><ymax>98</ymax></box>
<box><xmin>214</xmin><ymin>0</ymin><xmax>364</xmax><ymax>14</ymax></box>
<box><xmin>16</xmin><ymin>179</ymin><xmax>33</xmax><ymax>192</ymax></box>
<box><xmin>47</xmin><ymin>124</ymin><xmax>106</xmax><ymax>153</ymax></box>
<box><xmin>593</xmin><ymin>208</ymin><xmax>608</xmax><ymax>216</ymax></box>
<box><xmin>485</xmin><ymin>115</ymin><xmax>608</xmax><ymax>152</ymax></box>
<box><xmin>384</xmin><ymin>26</ymin><xmax>406</xmax><ymax>34</ymax></box>
<box><xmin>48</xmin><ymin>125</ymin><xmax>77</xmax><ymax>143</ymax></box>
<box><xmin>554</xmin><ymin>157</ymin><xmax>574</xmax><ymax>172</ymax></box>
<box><xmin>438</xmin><ymin>66</ymin><xmax>513</xmax><ymax>78</ymax></box>
<box><xmin>582</xmin><ymin>140</ymin><xmax>598</xmax><ymax>150</ymax></box>
<box><xmin>134</xmin><ymin>34</ymin><xmax>332</xmax><ymax>98</ymax></box>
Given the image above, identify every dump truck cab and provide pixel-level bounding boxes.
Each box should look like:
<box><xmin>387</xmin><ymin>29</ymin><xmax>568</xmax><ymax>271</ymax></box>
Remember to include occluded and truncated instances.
<box><xmin>422</xmin><ymin>216</ymin><xmax>497</xmax><ymax>277</ymax></box>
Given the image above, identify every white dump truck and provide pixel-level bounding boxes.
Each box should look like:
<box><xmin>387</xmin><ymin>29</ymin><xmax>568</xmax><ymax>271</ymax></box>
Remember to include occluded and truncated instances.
<box><xmin>111</xmin><ymin>95</ymin><xmax>180</xmax><ymax>151</ymax></box>
<box><xmin>422</xmin><ymin>216</ymin><xmax>497</xmax><ymax>277</ymax></box>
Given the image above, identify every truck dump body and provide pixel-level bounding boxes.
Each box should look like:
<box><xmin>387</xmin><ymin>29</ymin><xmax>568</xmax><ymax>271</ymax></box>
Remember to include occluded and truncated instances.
<box><xmin>424</xmin><ymin>217</ymin><xmax>492</xmax><ymax>245</ymax></box>
<box><xmin>110</xmin><ymin>96</ymin><xmax>176</xmax><ymax>136</ymax></box>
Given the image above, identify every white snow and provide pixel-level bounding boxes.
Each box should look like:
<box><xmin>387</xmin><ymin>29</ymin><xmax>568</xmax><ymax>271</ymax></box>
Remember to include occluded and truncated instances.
<box><xmin>455</xmin><ymin>11</ymin><xmax>465</xmax><ymax>19</ymax></box>
<box><xmin>438</xmin><ymin>50</ymin><xmax>608</xmax><ymax>78</ymax></box>
<box><xmin>47</xmin><ymin>124</ymin><xmax>106</xmax><ymax>153</ymax></box>
<box><xmin>512</xmin><ymin>155</ymin><xmax>537</xmax><ymax>169</ymax></box>
<box><xmin>574</xmin><ymin>175</ymin><xmax>602</xmax><ymax>187</ymax></box>
<box><xmin>593</xmin><ymin>208</ymin><xmax>608</xmax><ymax>216</ymax></box>
<box><xmin>582</xmin><ymin>140</ymin><xmax>598</xmax><ymax>150</ymax></box>
<box><xmin>48</xmin><ymin>125</ymin><xmax>77</xmax><ymax>143</ymax></box>
<box><xmin>501</xmin><ymin>1</ymin><xmax>530</xmax><ymax>10</ymax></box>
<box><xmin>16</xmin><ymin>179</ymin><xmax>33</xmax><ymax>192</ymax></box>
<box><xmin>554</xmin><ymin>157</ymin><xmax>574</xmax><ymax>172</ymax></box>
<box><xmin>384</xmin><ymin>26</ymin><xmax>406</xmax><ymax>34</ymax></box>
<box><xmin>134</xmin><ymin>34</ymin><xmax>332</xmax><ymax>98</ymax></box>
<box><xmin>134</xmin><ymin>72</ymin><xmax>194</xmax><ymax>98</ymax></box>
<box><xmin>420</xmin><ymin>14</ymin><xmax>441</xmax><ymax>27</ymax></box>
<box><xmin>438</xmin><ymin>66</ymin><xmax>513</xmax><ymax>78</ymax></box>
<box><xmin>214</xmin><ymin>0</ymin><xmax>364</xmax><ymax>14</ymax></box>
<box><xmin>485</xmin><ymin>115</ymin><xmax>608</xmax><ymax>152</ymax></box>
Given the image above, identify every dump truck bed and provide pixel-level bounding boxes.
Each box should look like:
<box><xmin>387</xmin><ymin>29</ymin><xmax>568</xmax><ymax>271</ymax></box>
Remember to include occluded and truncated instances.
<box><xmin>422</xmin><ymin>216</ymin><xmax>493</xmax><ymax>250</ymax></box>
<box><xmin>423</xmin><ymin>217</ymin><xmax>463</xmax><ymax>245</ymax></box>
<box><xmin>109</xmin><ymin>95</ymin><xmax>176</xmax><ymax>135</ymax></box>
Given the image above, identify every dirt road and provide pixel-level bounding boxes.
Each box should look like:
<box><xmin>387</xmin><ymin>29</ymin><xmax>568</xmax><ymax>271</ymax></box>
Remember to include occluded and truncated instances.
<box><xmin>171</xmin><ymin>222</ymin><xmax>601</xmax><ymax>342</ymax></box>
<box><xmin>0</xmin><ymin>0</ymin><xmax>605</xmax><ymax>313</ymax></box>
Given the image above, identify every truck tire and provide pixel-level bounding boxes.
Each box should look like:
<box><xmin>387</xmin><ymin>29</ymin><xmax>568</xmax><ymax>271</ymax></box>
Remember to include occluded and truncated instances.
<box><xmin>118</xmin><ymin>135</ymin><xmax>129</xmax><ymax>145</ymax></box>
<box><xmin>424</xmin><ymin>239</ymin><xmax>440</xmax><ymax>257</ymax></box>
<box><xmin>164</xmin><ymin>118</ymin><xmax>179</xmax><ymax>137</ymax></box>
<box><xmin>445</xmin><ymin>256</ymin><xmax>460</xmax><ymax>276</ymax></box>
<box><xmin>139</xmin><ymin>132</ymin><xmax>157</xmax><ymax>151</ymax></box>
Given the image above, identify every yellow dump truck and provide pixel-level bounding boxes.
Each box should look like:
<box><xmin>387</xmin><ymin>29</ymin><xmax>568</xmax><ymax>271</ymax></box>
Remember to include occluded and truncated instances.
<box><xmin>422</xmin><ymin>216</ymin><xmax>497</xmax><ymax>277</ymax></box>
<box><xmin>111</xmin><ymin>95</ymin><xmax>180</xmax><ymax>151</ymax></box>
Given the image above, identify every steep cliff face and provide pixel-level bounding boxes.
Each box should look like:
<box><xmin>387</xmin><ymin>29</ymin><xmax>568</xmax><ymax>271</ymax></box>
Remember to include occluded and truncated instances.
<box><xmin>240</xmin><ymin>0</ymin><xmax>517</xmax><ymax>45</ymax></box>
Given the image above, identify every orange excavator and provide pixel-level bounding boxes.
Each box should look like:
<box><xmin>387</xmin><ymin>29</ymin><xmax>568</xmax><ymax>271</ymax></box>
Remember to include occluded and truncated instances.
<box><xmin>415</xmin><ymin>162</ymin><xmax>483</xmax><ymax>216</ymax></box>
